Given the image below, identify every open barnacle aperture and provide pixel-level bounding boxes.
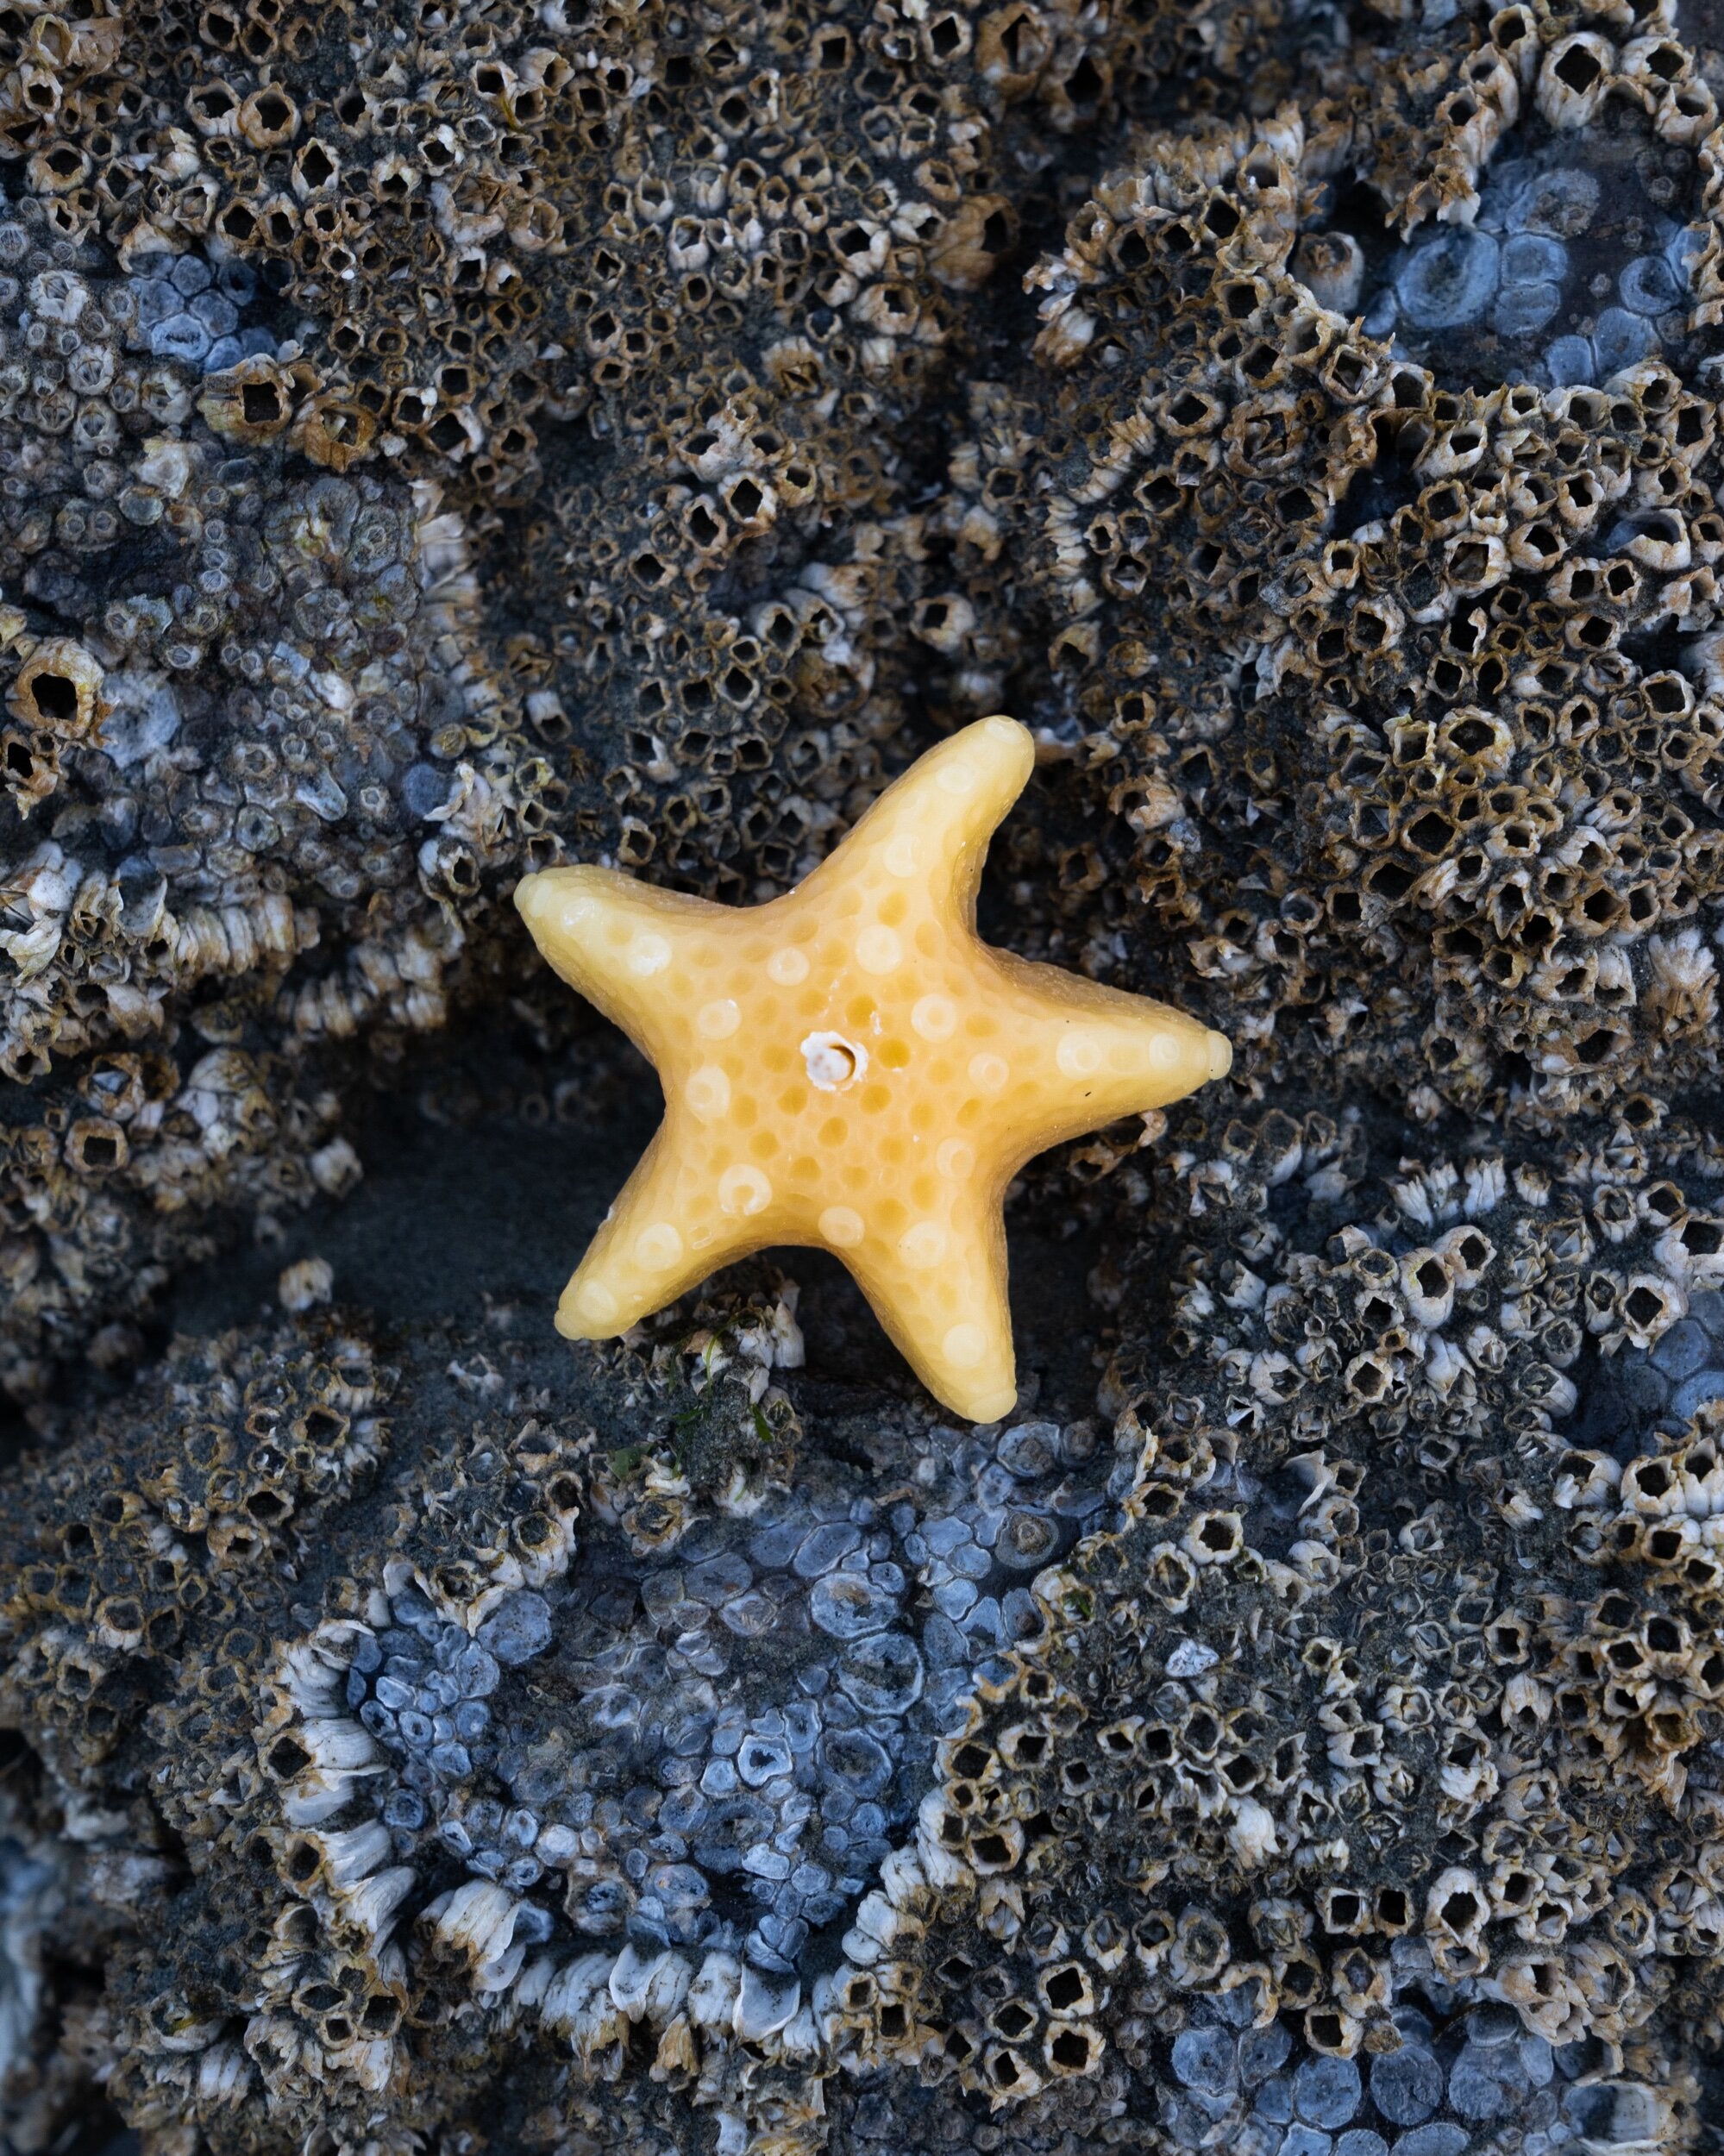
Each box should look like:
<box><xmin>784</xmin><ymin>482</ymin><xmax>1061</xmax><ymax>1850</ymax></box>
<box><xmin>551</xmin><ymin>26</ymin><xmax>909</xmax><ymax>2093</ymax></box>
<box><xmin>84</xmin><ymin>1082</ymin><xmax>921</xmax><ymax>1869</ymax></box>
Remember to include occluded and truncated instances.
<box><xmin>516</xmin><ymin>717</ymin><xmax>1231</xmax><ymax>1421</ymax></box>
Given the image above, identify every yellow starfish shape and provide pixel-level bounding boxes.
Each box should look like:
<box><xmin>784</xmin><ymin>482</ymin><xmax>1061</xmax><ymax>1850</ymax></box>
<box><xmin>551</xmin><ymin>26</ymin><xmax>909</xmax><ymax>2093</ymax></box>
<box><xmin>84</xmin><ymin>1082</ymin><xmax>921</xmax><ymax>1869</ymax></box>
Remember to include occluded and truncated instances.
<box><xmin>514</xmin><ymin>715</ymin><xmax>1231</xmax><ymax>1422</ymax></box>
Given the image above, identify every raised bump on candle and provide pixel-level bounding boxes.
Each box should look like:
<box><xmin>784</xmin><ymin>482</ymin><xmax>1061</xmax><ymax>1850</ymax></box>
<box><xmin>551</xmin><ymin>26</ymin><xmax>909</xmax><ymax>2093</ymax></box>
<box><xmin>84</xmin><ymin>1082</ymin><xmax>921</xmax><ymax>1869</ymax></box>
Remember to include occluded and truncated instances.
<box><xmin>855</xmin><ymin>924</ymin><xmax>902</xmax><ymax>975</ymax></box>
<box><xmin>686</xmin><ymin>1065</ymin><xmax>731</xmax><ymax>1119</ymax></box>
<box><xmin>937</xmin><ymin>1138</ymin><xmax>975</xmax><ymax>1179</ymax></box>
<box><xmin>574</xmin><ymin>1279</ymin><xmax>618</xmax><ymax>1324</ymax></box>
<box><xmin>912</xmin><ymin>993</ymin><xmax>956</xmax><ymax>1042</ymax></box>
<box><xmin>514</xmin><ymin>714</ymin><xmax>1230</xmax><ymax>1422</ymax></box>
<box><xmin>820</xmin><ymin>1206</ymin><xmax>865</xmax><ymax>1247</ymax></box>
<box><xmin>719</xmin><ymin>1164</ymin><xmax>773</xmax><ymax>1216</ymax></box>
<box><xmin>634</xmin><ymin>1223</ymin><xmax>683</xmax><ymax>1270</ymax></box>
<box><xmin>943</xmin><ymin>1322</ymin><xmax>986</xmax><ymax>1367</ymax></box>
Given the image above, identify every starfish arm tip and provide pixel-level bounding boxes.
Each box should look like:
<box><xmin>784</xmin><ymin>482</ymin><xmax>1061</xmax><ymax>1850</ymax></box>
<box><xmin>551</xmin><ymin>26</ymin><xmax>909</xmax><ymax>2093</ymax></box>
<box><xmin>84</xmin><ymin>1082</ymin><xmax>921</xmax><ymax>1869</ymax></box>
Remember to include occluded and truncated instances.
<box><xmin>555</xmin><ymin>1271</ymin><xmax>628</xmax><ymax>1340</ymax></box>
<box><xmin>957</xmin><ymin>1378</ymin><xmax>1020</xmax><ymax>1425</ymax></box>
<box><xmin>976</xmin><ymin>712</ymin><xmax>1035</xmax><ymax>787</ymax></box>
<box><xmin>513</xmin><ymin>871</ymin><xmax>551</xmax><ymax>926</ymax></box>
<box><xmin>979</xmin><ymin>711</ymin><xmax>1031</xmax><ymax>749</ymax></box>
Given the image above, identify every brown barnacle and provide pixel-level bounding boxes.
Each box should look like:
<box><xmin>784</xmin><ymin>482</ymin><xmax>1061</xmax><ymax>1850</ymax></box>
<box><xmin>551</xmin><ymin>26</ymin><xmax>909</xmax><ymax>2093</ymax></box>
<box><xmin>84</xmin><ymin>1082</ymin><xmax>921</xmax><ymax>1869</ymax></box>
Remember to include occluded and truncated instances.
<box><xmin>1608</xmin><ymin>28</ymin><xmax>1683</xmax><ymax>104</ymax></box>
<box><xmin>1398</xmin><ymin>1247</ymin><xmax>1454</xmax><ymax>1328</ymax></box>
<box><xmin>239</xmin><ymin>85</ymin><xmax>299</xmax><ymax>148</ymax></box>
<box><xmin>1181</xmin><ymin>1508</ymin><xmax>1242</xmax><ymax>1565</ymax></box>
<box><xmin>64</xmin><ymin>1117</ymin><xmax>127</xmax><ymax>1175</ymax></box>
<box><xmin>1553</xmin><ymin>1450</ymin><xmax>1622</xmax><ymax>1510</ymax></box>
<box><xmin>3</xmin><ymin>727</ymin><xmax>61</xmax><ymax>812</ymax></box>
<box><xmin>1425</xmin><ymin>1865</ymin><xmax>1489</xmax><ymax>1971</ymax></box>
<box><xmin>197</xmin><ymin>357</ymin><xmax>308</xmax><ymax>440</ymax></box>
<box><xmin>291</xmin><ymin>391</ymin><xmax>378</xmax><ymax>473</ymax></box>
<box><xmin>966</xmin><ymin>1817</ymin><xmax>1025</xmax><ymax>1874</ymax></box>
<box><xmin>9</xmin><ymin>636</ymin><xmax>105</xmax><ymax>744</ymax></box>
<box><xmin>1614</xmin><ymin>1272</ymin><xmax>1683</xmax><ymax>1349</ymax></box>
<box><xmin>928</xmin><ymin>195</ymin><xmax>1017</xmax><ymax>291</ymax></box>
<box><xmin>1655</xmin><ymin>1210</ymin><xmax>1724</xmax><ymax>1286</ymax></box>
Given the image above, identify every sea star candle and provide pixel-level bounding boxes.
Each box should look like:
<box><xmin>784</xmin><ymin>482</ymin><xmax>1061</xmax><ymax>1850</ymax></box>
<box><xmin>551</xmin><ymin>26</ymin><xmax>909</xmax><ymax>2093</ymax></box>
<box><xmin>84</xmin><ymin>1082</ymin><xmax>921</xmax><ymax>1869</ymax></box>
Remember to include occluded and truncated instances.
<box><xmin>515</xmin><ymin>714</ymin><xmax>1231</xmax><ymax>1421</ymax></box>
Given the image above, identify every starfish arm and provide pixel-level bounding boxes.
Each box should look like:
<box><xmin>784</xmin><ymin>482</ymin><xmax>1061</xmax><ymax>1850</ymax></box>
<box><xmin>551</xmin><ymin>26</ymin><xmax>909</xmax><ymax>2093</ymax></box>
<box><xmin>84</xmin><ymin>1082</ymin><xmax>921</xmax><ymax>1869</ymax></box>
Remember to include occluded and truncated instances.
<box><xmin>801</xmin><ymin>714</ymin><xmax>1034</xmax><ymax>930</ymax></box>
<box><xmin>987</xmin><ymin>948</ymin><xmax>1232</xmax><ymax>1158</ymax></box>
<box><xmin>555</xmin><ymin>1119</ymin><xmax>761</xmax><ymax>1339</ymax></box>
<box><xmin>842</xmin><ymin>1181</ymin><xmax>1019</xmax><ymax>1424</ymax></box>
<box><xmin>513</xmin><ymin>864</ymin><xmax>734</xmax><ymax>1067</ymax></box>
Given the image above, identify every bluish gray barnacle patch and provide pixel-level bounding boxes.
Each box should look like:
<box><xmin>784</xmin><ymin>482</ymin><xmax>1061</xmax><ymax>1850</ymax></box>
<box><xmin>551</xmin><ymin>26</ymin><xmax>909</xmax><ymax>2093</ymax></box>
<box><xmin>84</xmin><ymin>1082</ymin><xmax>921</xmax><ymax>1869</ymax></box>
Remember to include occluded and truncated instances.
<box><xmin>1254</xmin><ymin>2074</ymin><xmax>1295</xmax><ymax>2124</ymax></box>
<box><xmin>1395</xmin><ymin>228</ymin><xmax>1500</xmax><ymax>329</ymax></box>
<box><xmin>1673</xmin><ymin>1368</ymin><xmax>1724</xmax><ymax>1417</ymax></box>
<box><xmin>1650</xmin><ymin>1314</ymin><xmax>1712</xmax><ymax>1381</ymax></box>
<box><xmin>1594</xmin><ymin>306</ymin><xmax>1655</xmax><ymax>374</ymax></box>
<box><xmin>402</xmin><ymin>761</ymin><xmax>453</xmax><ymax>818</ymax></box>
<box><xmin>475</xmin><ymin>1589</ymin><xmax>553</xmax><ymax>1664</ymax></box>
<box><xmin>809</xmin><ymin>1570</ymin><xmax>896</xmax><ymax>1636</ymax></box>
<box><xmin>1241</xmin><ymin>2021</ymin><xmax>1293</xmax><ymax>2084</ymax></box>
<box><xmin>794</xmin><ymin>1520</ymin><xmax>861</xmax><ymax>1576</ymax></box>
<box><xmin>1370</xmin><ymin>2043</ymin><xmax>1444</xmax><ymax>2124</ymax></box>
<box><xmin>1619</xmin><ymin>252</ymin><xmax>1683</xmax><ymax>314</ymax></box>
<box><xmin>1393</xmin><ymin>2127</ymin><xmax>1470</xmax><ymax>2156</ymax></box>
<box><xmin>837</xmin><ymin>1631</ymin><xmax>925</xmax><ymax>1714</ymax></box>
<box><xmin>128</xmin><ymin>249</ymin><xmax>280</xmax><ymax>373</ymax></box>
<box><xmin>1294</xmin><ymin>2053</ymin><xmax>1362</xmax><ymax>2127</ymax></box>
<box><xmin>189</xmin><ymin>289</ymin><xmax>238</xmax><ymax>337</ymax></box>
<box><xmin>822</xmin><ymin>1727</ymin><xmax>893</xmax><ymax>1796</ymax></box>
<box><xmin>1172</xmin><ymin>2023</ymin><xmax>1237</xmax><ymax>2096</ymax></box>
<box><xmin>1510</xmin><ymin>165</ymin><xmax>1600</xmax><ymax>236</ymax></box>
<box><xmin>685</xmin><ymin>1551</ymin><xmax>752</xmax><ymax>1605</ymax></box>
<box><xmin>737</xmin><ymin>1731</ymin><xmax>793</xmax><ymax>1785</ymax></box>
<box><xmin>1670</xmin><ymin>221</ymin><xmax>1708</xmax><ymax>282</ymax></box>
<box><xmin>1346</xmin><ymin>128</ymin><xmax>1702</xmax><ymax>394</ymax></box>
<box><xmin>1447</xmin><ymin>2034</ymin><xmax>1530</xmax><ymax>2121</ymax></box>
<box><xmin>152</xmin><ymin>313</ymin><xmax>212</xmax><ymax>366</ymax></box>
<box><xmin>1545</xmin><ymin>333</ymin><xmax>1596</xmax><ymax>385</ymax></box>
<box><xmin>1500</xmin><ymin>232</ymin><xmax>1567</xmax><ymax>286</ymax></box>
<box><xmin>382</xmin><ymin>1788</ymin><xmax>425</xmax><ymax>1831</ymax></box>
<box><xmin>398</xmin><ymin>1707</ymin><xmax>435</xmax><ymax>1746</ymax></box>
<box><xmin>1493</xmin><ymin>283</ymin><xmax>1562</xmax><ymax>335</ymax></box>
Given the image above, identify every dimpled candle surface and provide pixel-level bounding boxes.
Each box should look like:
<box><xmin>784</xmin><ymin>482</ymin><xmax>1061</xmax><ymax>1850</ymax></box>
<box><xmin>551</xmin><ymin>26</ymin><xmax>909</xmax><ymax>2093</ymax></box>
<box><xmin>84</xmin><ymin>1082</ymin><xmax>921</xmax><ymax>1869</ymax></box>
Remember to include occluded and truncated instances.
<box><xmin>514</xmin><ymin>715</ymin><xmax>1231</xmax><ymax>1420</ymax></box>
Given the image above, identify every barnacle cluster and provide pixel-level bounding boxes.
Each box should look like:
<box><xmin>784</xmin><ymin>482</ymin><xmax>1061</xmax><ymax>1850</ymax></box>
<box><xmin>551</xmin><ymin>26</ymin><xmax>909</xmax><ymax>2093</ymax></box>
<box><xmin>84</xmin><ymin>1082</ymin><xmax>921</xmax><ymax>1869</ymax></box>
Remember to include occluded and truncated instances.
<box><xmin>6</xmin><ymin>0</ymin><xmax>1724</xmax><ymax>2141</ymax></box>
<box><xmin>950</xmin><ymin>91</ymin><xmax>1724</xmax><ymax>1122</ymax></box>
<box><xmin>0</xmin><ymin>202</ymin><xmax>534</xmax><ymax>1407</ymax></box>
<box><xmin>848</xmin><ymin>1100</ymin><xmax>1724</xmax><ymax>2128</ymax></box>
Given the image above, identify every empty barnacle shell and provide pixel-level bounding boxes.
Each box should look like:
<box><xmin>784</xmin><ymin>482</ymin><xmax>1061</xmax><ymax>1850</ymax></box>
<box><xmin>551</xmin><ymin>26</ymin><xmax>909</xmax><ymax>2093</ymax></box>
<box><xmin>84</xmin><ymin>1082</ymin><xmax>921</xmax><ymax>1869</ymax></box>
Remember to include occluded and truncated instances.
<box><xmin>197</xmin><ymin>357</ymin><xmax>307</xmax><ymax>440</ymax></box>
<box><xmin>9</xmin><ymin>637</ymin><xmax>105</xmax><ymax>743</ymax></box>
<box><xmin>290</xmin><ymin>391</ymin><xmax>377</xmax><ymax>472</ymax></box>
